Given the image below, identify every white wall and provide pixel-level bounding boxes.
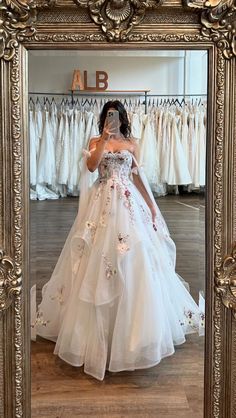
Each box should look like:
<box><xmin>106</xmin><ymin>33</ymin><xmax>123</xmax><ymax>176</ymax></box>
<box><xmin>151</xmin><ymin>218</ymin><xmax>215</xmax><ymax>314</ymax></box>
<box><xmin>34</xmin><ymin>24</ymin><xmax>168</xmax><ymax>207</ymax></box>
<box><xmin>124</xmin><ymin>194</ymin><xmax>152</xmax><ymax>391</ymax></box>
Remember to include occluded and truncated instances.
<box><xmin>28</xmin><ymin>50</ymin><xmax>207</xmax><ymax>97</ymax></box>
<box><xmin>185</xmin><ymin>51</ymin><xmax>208</xmax><ymax>95</ymax></box>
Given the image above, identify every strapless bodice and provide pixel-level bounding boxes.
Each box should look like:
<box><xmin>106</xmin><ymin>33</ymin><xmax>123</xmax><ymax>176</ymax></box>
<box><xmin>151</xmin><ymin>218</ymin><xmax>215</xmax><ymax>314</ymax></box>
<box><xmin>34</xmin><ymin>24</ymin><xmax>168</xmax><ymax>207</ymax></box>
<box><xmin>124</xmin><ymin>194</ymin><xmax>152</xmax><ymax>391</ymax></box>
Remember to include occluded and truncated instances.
<box><xmin>98</xmin><ymin>150</ymin><xmax>133</xmax><ymax>181</ymax></box>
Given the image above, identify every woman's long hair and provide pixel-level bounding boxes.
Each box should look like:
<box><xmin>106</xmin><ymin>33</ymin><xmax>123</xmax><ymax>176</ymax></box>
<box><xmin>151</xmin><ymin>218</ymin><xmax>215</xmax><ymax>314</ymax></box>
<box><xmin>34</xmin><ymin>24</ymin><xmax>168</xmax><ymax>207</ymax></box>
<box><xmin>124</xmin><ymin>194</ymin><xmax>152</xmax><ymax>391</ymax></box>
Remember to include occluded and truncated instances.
<box><xmin>98</xmin><ymin>100</ymin><xmax>131</xmax><ymax>139</ymax></box>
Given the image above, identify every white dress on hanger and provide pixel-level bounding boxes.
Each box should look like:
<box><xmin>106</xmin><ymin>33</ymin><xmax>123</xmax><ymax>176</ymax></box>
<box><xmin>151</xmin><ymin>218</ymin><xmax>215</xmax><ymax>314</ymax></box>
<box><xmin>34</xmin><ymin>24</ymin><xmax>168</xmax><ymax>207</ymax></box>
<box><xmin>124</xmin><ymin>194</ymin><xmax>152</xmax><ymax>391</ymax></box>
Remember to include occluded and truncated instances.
<box><xmin>58</xmin><ymin>108</ymin><xmax>71</xmax><ymax>185</ymax></box>
<box><xmin>159</xmin><ymin>108</ymin><xmax>171</xmax><ymax>184</ymax></box>
<box><xmin>153</xmin><ymin>108</ymin><xmax>167</xmax><ymax>196</ymax></box>
<box><xmin>50</xmin><ymin>101</ymin><xmax>58</xmax><ymax>140</ymax></box>
<box><xmin>167</xmin><ymin>113</ymin><xmax>192</xmax><ymax>185</ymax></box>
<box><xmin>29</xmin><ymin>109</ymin><xmax>37</xmax><ymax>187</ymax></box>
<box><xmin>84</xmin><ymin>111</ymin><xmax>95</xmax><ymax>148</ymax></box>
<box><xmin>68</xmin><ymin>108</ymin><xmax>81</xmax><ymax>194</ymax></box>
<box><xmin>89</xmin><ymin>112</ymin><xmax>99</xmax><ymax>141</ymax></box>
<box><xmin>181</xmin><ymin>107</ymin><xmax>189</xmax><ymax>167</ymax></box>
<box><xmin>139</xmin><ymin>114</ymin><xmax>160</xmax><ymax>192</ymax></box>
<box><xmin>192</xmin><ymin>107</ymin><xmax>206</xmax><ymax>187</ymax></box>
<box><xmin>36</xmin><ymin>148</ymin><xmax>202</xmax><ymax>381</ymax></box>
<box><xmin>187</xmin><ymin>109</ymin><xmax>196</xmax><ymax>182</ymax></box>
<box><xmin>130</xmin><ymin>110</ymin><xmax>142</xmax><ymax>140</ymax></box>
<box><xmin>35</xmin><ymin>103</ymin><xmax>43</xmax><ymax>158</ymax></box>
<box><xmin>37</xmin><ymin>109</ymin><xmax>56</xmax><ymax>186</ymax></box>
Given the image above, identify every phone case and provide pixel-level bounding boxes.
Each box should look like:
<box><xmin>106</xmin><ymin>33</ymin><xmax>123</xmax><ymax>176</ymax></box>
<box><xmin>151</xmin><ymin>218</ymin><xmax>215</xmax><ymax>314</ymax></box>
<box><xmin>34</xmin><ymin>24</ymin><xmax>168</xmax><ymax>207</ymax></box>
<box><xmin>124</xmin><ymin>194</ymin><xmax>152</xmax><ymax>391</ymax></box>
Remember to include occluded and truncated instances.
<box><xmin>106</xmin><ymin>110</ymin><xmax>120</xmax><ymax>134</ymax></box>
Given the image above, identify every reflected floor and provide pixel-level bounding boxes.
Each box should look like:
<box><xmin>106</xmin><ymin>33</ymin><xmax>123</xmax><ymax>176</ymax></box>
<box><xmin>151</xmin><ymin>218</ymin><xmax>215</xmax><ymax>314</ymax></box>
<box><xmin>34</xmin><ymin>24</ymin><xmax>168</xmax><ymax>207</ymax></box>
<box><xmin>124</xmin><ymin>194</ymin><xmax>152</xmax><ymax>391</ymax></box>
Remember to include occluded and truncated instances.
<box><xmin>31</xmin><ymin>194</ymin><xmax>205</xmax><ymax>418</ymax></box>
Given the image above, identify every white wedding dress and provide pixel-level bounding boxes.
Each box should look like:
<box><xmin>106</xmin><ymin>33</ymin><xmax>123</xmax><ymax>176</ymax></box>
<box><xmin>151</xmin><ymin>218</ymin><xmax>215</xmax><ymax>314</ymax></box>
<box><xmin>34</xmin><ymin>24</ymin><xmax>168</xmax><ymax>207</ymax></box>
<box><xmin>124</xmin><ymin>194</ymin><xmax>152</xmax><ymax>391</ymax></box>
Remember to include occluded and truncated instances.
<box><xmin>36</xmin><ymin>148</ymin><xmax>202</xmax><ymax>380</ymax></box>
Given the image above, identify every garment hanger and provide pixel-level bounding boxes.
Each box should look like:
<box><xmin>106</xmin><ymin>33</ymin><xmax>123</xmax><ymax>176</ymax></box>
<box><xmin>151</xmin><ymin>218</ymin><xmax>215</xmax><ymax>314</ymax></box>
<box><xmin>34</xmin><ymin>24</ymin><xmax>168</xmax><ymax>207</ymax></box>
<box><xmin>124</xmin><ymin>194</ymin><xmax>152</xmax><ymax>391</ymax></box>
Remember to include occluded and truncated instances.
<box><xmin>29</xmin><ymin>97</ymin><xmax>35</xmax><ymax>112</ymax></box>
<box><xmin>173</xmin><ymin>98</ymin><xmax>178</xmax><ymax>106</ymax></box>
<box><xmin>47</xmin><ymin>97</ymin><xmax>52</xmax><ymax>106</ymax></box>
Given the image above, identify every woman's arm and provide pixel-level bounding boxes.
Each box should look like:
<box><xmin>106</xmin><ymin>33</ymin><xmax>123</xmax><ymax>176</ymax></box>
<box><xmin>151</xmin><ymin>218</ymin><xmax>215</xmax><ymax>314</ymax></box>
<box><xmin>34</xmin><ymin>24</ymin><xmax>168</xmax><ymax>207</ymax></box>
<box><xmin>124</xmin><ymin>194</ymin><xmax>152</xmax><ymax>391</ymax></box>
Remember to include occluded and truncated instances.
<box><xmin>86</xmin><ymin>125</ymin><xmax>111</xmax><ymax>172</ymax></box>
<box><xmin>131</xmin><ymin>140</ymin><xmax>157</xmax><ymax>223</ymax></box>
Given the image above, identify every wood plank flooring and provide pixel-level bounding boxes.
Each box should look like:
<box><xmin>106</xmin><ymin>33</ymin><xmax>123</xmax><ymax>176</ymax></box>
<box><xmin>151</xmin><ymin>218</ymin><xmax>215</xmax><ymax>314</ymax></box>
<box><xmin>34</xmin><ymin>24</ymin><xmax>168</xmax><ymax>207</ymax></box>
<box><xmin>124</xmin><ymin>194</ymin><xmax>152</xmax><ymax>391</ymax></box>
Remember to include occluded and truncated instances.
<box><xmin>30</xmin><ymin>193</ymin><xmax>205</xmax><ymax>418</ymax></box>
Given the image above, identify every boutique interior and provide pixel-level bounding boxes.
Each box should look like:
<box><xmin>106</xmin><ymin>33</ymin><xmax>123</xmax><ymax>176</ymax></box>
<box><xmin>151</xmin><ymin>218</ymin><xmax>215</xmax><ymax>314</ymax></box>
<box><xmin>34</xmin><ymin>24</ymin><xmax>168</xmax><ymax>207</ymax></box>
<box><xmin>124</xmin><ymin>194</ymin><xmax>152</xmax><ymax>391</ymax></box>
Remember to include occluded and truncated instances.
<box><xmin>30</xmin><ymin>49</ymin><xmax>206</xmax><ymax>417</ymax></box>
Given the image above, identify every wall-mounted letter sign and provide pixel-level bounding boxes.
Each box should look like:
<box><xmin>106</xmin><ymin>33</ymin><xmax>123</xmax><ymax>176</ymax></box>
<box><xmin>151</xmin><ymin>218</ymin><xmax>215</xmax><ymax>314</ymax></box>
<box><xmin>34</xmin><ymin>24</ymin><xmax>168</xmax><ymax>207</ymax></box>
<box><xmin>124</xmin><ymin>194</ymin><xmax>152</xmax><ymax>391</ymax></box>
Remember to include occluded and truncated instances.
<box><xmin>71</xmin><ymin>70</ymin><xmax>108</xmax><ymax>91</ymax></box>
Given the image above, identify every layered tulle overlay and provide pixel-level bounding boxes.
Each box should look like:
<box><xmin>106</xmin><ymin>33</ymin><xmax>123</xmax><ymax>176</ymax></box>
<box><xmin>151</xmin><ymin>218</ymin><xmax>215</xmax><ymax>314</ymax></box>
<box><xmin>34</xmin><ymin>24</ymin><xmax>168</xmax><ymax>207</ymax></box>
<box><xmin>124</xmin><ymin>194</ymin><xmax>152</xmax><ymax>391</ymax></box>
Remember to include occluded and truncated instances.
<box><xmin>35</xmin><ymin>149</ymin><xmax>204</xmax><ymax>380</ymax></box>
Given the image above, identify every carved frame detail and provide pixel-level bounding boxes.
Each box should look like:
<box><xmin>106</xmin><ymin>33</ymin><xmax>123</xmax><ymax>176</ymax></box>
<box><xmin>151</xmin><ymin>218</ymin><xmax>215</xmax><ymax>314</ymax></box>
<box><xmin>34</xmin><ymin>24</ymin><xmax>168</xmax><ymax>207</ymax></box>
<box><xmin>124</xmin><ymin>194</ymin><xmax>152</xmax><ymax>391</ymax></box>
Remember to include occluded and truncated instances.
<box><xmin>0</xmin><ymin>1</ymin><xmax>235</xmax><ymax>417</ymax></box>
<box><xmin>0</xmin><ymin>250</ymin><xmax>22</xmax><ymax>311</ymax></box>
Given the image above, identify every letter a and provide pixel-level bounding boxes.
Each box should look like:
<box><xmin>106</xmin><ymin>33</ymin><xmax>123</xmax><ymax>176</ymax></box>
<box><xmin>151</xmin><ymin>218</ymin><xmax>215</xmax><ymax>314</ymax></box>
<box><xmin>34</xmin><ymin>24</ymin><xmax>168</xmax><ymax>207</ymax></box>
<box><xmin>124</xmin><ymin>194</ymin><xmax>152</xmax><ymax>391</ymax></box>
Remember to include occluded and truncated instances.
<box><xmin>71</xmin><ymin>70</ymin><xmax>84</xmax><ymax>91</ymax></box>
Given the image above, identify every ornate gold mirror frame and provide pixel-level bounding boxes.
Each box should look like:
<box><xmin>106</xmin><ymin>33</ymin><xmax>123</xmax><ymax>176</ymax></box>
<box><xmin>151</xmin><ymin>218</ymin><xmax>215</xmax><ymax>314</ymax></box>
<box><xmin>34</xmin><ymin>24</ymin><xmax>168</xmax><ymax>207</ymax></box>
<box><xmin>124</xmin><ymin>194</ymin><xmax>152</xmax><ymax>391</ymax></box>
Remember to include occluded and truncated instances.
<box><xmin>0</xmin><ymin>0</ymin><xmax>236</xmax><ymax>417</ymax></box>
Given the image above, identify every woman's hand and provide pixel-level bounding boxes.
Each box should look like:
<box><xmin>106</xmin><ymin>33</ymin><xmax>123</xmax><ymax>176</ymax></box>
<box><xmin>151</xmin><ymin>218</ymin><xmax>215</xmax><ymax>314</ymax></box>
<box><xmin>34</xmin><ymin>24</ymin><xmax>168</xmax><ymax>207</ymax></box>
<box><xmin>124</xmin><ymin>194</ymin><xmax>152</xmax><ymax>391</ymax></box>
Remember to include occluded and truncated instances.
<box><xmin>101</xmin><ymin>121</ymin><xmax>114</xmax><ymax>142</ymax></box>
<box><xmin>149</xmin><ymin>203</ymin><xmax>157</xmax><ymax>225</ymax></box>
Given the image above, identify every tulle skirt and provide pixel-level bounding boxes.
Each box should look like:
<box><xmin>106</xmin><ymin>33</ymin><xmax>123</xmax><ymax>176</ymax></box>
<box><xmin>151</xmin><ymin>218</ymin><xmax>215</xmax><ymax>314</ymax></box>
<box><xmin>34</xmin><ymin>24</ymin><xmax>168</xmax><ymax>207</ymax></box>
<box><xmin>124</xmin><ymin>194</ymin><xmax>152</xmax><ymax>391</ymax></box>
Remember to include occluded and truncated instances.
<box><xmin>36</xmin><ymin>175</ymin><xmax>202</xmax><ymax>380</ymax></box>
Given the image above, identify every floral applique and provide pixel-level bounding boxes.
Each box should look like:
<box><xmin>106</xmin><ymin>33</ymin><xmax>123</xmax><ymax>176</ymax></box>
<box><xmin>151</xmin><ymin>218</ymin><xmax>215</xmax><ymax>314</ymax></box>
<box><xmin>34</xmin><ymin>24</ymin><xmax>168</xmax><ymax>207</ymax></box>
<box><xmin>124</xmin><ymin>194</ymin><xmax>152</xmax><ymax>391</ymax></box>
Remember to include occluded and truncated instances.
<box><xmin>139</xmin><ymin>204</ymin><xmax>152</xmax><ymax>224</ymax></box>
<box><xmin>102</xmin><ymin>253</ymin><xmax>117</xmax><ymax>279</ymax></box>
<box><xmin>99</xmin><ymin>210</ymin><xmax>107</xmax><ymax>227</ymax></box>
<box><xmin>179</xmin><ymin>309</ymin><xmax>199</xmax><ymax>330</ymax></box>
<box><xmin>199</xmin><ymin>312</ymin><xmax>205</xmax><ymax>328</ymax></box>
<box><xmin>94</xmin><ymin>184</ymin><xmax>102</xmax><ymax>200</ymax></box>
<box><xmin>117</xmin><ymin>233</ymin><xmax>130</xmax><ymax>254</ymax></box>
<box><xmin>124</xmin><ymin>189</ymin><xmax>131</xmax><ymax>198</ymax></box>
<box><xmin>85</xmin><ymin>221</ymin><xmax>97</xmax><ymax>241</ymax></box>
<box><xmin>86</xmin><ymin>221</ymin><xmax>96</xmax><ymax>229</ymax></box>
<box><xmin>31</xmin><ymin>310</ymin><xmax>50</xmax><ymax>328</ymax></box>
<box><xmin>50</xmin><ymin>285</ymin><xmax>65</xmax><ymax>305</ymax></box>
<box><xmin>123</xmin><ymin>187</ymin><xmax>135</xmax><ymax>223</ymax></box>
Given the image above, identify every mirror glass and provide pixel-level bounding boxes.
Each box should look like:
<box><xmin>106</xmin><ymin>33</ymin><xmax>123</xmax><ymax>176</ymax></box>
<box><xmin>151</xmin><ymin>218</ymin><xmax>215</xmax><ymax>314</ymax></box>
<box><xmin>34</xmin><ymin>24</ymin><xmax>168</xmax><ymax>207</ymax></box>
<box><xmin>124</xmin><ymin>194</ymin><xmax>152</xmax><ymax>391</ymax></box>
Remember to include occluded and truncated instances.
<box><xmin>30</xmin><ymin>49</ymin><xmax>207</xmax><ymax>417</ymax></box>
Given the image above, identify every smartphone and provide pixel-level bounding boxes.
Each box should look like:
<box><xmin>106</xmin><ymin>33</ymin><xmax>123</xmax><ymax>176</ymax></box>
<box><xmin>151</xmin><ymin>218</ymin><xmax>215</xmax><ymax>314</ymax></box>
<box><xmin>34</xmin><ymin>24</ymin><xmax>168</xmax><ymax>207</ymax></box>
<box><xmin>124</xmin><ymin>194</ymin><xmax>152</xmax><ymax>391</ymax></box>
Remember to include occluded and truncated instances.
<box><xmin>106</xmin><ymin>109</ymin><xmax>120</xmax><ymax>135</ymax></box>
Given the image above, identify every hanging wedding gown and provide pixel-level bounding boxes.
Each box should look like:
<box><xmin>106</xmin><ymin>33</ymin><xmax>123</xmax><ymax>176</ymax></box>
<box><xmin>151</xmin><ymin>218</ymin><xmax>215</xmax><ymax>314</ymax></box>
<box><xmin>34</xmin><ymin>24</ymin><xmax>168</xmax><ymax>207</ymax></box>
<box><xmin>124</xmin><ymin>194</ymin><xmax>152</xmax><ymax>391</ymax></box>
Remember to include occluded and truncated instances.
<box><xmin>192</xmin><ymin>107</ymin><xmax>206</xmax><ymax>187</ymax></box>
<box><xmin>159</xmin><ymin>108</ymin><xmax>171</xmax><ymax>183</ymax></box>
<box><xmin>139</xmin><ymin>114</ymin><xmax>160</xmax><ymax>191</ymax></box>
<box><xmin>58</xmin><ymin>107</ymin><xmax>71</xmax><ymax>186</ymax></box>
<box><xmin>29</xmin><ymin>99</ymin><xmax>207</xmax><ymax>199</ymax></box>
<box><xmin>68</xmin><ymin>108</ymin><xmax>81</xmax><ymax>193</ymax></box>
<box><xmin>36</xmin><ymin>148</ymin><xmax>202</xmax><ymax>381</ymax></box>
<box><xmin>167</xmin><ymin>113</ymin><xmax>192</xmax><ymax>185</ymax></box>
<box><xmin>187</xmin><ymin>109</ymin><xmax>196</xmax><ymax>181</ymax></box>
<box><xmin>37</xmin><ymin>109</ymin><xmax>57</xmax><ymax>186</ymax></box>
<box><xmin>181</xmin><ymin>106</ymin><xmax>189</xmax><ymax>166</ymax></box>
<box><xmin>29</xmin><ymin>109</ymin><xmax>37</xmax><ymax>187</ymax></box>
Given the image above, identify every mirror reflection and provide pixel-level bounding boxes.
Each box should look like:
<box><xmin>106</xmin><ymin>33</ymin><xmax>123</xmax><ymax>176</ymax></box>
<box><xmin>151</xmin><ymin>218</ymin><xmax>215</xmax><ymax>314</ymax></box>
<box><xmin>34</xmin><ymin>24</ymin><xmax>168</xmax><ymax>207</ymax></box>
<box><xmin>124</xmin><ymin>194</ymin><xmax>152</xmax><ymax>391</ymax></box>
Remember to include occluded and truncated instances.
<box><xmin>30</xmin><ymin>50</ymin><xmax>206</xmax><ymax>416</ymax></box>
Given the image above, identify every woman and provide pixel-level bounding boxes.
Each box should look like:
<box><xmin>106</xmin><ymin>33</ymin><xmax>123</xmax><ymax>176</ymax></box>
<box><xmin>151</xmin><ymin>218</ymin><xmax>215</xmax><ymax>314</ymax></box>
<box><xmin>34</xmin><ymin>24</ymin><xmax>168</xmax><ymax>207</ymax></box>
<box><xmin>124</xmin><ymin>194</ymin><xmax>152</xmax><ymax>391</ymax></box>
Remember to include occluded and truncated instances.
<box><xmin>36</xmin><ymin>100</ymin><xmax>201</xmax><ymax>381</ymax></box>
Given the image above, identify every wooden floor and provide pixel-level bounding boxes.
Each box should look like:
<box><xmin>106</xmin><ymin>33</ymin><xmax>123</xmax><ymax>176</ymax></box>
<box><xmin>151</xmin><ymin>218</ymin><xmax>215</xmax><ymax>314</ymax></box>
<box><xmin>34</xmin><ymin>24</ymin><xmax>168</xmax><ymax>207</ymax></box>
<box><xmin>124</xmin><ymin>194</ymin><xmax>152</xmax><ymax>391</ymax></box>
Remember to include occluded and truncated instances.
<box><xmin>30</xmin><ymin>193</ymin><xmax>205</xmax><ymax>418</ymax></box>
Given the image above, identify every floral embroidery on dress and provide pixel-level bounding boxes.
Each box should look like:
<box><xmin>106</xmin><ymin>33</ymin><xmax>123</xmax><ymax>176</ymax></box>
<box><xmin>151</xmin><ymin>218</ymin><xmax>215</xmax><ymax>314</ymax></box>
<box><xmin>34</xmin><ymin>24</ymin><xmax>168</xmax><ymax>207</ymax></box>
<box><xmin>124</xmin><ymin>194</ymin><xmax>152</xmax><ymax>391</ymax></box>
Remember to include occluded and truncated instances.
<box><xmin>85</xmin><ymin>221</ymin><xmax>97</xmax><ymax>241</ymax></box>
<box><xmin>50</xmin><ymin>285</ymin><xmax>65</xmax><ymax>305</ymax></box>
<box><xmin>31</xmin><ymin>309</ymin><xmax>50</xmax><ymax>328</ymax></box>
<box><xmin>102</xmin><ymin>253</ymin><xmax>117</xmax><ymax>279</ymax></box>
<box><xmin>117</xmin><ymin>233</ymin><xmax>130</xmax><ymax>254</ymax></box>
<box><xmin>72</xmin><ymin>241</ymin><xmax>85</xmax><ymax>274</ymax></box>
<box><xmin>94</xmin><ymin>185</ymin><xmax>102</xmax><ymax>201</ymax></box>
<box><xmin>199</xmin><ymin>312</ymin><xmax>205</xmax><ymax>328</ymax></box>
<box><xmin>99</xmin><ymin>210</ymin><xmax>107</xmax><ymax>227</ymax></box>
<box><xmin>97</xmin><ymin>151</ymin><xmax>136</xmax><ymax>223</ymax></box>
<box><xmin>139</xmin><ymin>203</ymin><xmax>152</xmax><ymax>224</ymax></box>
<box><xmin>179</xmin><ymin>309</ymin><xmax>199</xmax><ymax>330</ymax></box>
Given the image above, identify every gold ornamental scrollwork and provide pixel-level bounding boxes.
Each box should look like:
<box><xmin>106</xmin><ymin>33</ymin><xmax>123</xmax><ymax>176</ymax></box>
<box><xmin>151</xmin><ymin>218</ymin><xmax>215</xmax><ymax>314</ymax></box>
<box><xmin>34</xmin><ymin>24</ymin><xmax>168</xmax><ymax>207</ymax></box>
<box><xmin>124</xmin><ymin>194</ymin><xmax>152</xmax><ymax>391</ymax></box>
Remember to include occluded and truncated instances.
<box><xmin>185</xmin><ymin>0</ymin><xmax>236</xmax><ymax>59</ymax></box>
<box><xmin>0</xmin><ymin>0</ymin><xmax>55</xmax><ymax>60</ymax></box>
<box><xmin>215</xmin><ymin>243</ymin><xmax>236</xmax><ymax>318</ymax></box>
<box><xmin>0</xmin><ymin>249</ymin><xmax>22</xmax><ymax>312</ymax></box>
<box><xmin>73</xmin><ymin>0</ymin><xmax>163</xmax><ymax>41</ymax></box>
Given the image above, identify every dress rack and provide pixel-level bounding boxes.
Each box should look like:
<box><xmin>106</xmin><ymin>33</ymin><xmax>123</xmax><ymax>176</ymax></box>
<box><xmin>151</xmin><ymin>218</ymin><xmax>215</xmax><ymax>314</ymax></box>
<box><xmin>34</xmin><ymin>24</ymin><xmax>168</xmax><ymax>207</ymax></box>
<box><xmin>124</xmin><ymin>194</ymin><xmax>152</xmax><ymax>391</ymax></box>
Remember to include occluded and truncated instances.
<box><xmin>28</xmin><ymin>90</ymin><xmax>207</xmax><ymax>114</ymax></box>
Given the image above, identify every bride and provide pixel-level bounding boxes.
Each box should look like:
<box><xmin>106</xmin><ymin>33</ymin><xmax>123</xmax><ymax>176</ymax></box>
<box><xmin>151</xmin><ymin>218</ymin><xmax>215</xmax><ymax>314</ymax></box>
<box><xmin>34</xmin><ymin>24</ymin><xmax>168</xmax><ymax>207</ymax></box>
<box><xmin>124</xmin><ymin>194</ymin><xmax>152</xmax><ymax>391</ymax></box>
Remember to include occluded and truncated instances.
<box><xmin>36</xmin><ymin>100</ymin><xmax>201</xmax><ymax>381</ymax></box>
